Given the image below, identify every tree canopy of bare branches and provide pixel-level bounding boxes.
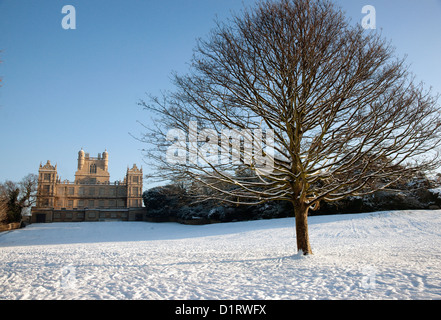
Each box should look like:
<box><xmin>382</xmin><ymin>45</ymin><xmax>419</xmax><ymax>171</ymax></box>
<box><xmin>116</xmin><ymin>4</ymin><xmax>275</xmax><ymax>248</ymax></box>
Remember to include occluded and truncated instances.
<box><xmin>139</xmin><ymin>0</ymin><xmax>441</xmax><ymax>255</ymax></box>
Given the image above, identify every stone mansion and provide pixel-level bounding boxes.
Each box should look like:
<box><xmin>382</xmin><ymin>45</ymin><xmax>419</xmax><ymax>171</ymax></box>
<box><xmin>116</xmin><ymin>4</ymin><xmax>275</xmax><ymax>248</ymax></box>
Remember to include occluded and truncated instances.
<box><xmin>31</xmin><ymin>149</ymin><xmax>144</xmax><ymax>223</ymax></box>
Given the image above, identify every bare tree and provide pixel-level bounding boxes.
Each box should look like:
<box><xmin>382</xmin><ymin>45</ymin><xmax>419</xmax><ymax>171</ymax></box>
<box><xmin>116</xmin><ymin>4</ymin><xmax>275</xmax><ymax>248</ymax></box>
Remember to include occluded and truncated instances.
<box><xmin>18</xmin><ymin>174</ymin><xmax>38</xmax><ymax>211</ymax></box>
<box><xmin>139</xmin><ymin>0</ymin><xmax>441</xmax><ymax>255</ymax></box>
<box><xmin>0</xmin><ymin>174</ymin><xmax>38</xmax><ymax>224</ymax></box>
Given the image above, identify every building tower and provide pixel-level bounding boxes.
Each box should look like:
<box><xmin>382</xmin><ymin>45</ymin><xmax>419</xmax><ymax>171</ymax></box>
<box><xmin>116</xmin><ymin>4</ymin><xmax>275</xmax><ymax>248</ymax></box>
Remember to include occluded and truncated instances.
<box><xmin>126</xmin><ymin>164</ymin><xmax>143</xmax><ymax>208</ymax></box>
<box><xmin>74</xmin><ymin>148</ymin><xmax>110</xmax><ymax>184</ymax></box>
<box><xmin>37</xmin><ymin>160</ymin><xmax>58</xmax><ymax>208</ymax></box>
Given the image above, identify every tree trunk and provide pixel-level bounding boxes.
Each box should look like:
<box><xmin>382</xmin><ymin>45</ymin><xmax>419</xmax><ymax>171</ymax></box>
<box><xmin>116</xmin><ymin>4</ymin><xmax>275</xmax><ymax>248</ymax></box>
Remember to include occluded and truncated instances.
<box><xmin>294</xmin><ymin>202</ymin><xmax>313</xmax><ymax>255</ymax></box>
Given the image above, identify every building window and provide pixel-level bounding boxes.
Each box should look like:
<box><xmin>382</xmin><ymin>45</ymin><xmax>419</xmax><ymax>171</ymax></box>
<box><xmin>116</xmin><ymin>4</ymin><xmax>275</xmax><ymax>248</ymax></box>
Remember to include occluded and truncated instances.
<box><xmin>68</xmin><ymin>200</ymin><xmax>74</xmax><ymax>208</ymax></box>
<box><xmin>89</xmin><ymin>188</ymin><xmax>95</xmax><ymax>196</ymax></box>
<box><xmin>69</xmin><ymin>187</ymin><xmax>74</xmax><ymax>195</ymax></box>
<box><xmin>99</xmin><ymin>200</ymin><xmax>105</xmax><ymax>208</ymax></box>
<box><xmin>88</xmin><ymin>200</ymin><xmax>95</xmax><ymax>208</ymax></box>
<box><xmin>90</xmin><ymin>164</ymin><xmax>97</xmax><ymax>174</ymax></box>
<box><xmin>42</xmin><ymin>185</ymin><xmax>50</xmax><ymax>194</ymax></box>
<box><xmin>44</xmin><ymin>173</ymin><xmax>51</xmax><ymax>181</ymax></box>
<box><xmin>132</xmin><ymin>176</ymin><xmax>139</xmax><ymax>183</ymax></box>
<box><xmin>78</xmin><ymin>200</ymin><xmax>84</xmax><ymax>207</ymax></box>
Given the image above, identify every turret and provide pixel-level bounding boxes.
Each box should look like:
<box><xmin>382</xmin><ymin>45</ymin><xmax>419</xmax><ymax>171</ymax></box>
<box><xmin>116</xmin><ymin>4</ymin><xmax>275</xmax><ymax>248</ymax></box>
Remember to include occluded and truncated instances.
<box><xmin>78</xmin><ymin>148</ymin><xmax>85</xmax><ymax>170</ymax></box>
<box><xmin>103</xmin><ymin>149</ymin><xmax>108</xmax><ymax>171</ymax></box>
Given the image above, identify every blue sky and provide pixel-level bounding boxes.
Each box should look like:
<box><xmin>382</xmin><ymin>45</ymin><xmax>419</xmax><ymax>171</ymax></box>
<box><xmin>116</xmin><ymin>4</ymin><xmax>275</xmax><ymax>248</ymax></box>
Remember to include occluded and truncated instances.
<box><xmin>1</xmin><ymin>0</ymin><xmax>440</xmax><ymax>188</ymax></box>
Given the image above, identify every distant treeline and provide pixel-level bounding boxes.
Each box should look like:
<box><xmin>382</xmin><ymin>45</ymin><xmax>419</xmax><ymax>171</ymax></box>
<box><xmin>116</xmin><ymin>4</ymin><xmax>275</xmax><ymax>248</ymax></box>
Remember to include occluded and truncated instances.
<box><xmin>142</xmin><ymin>173</ymin><xmax>441</xmax><ymax>223</ymax></box>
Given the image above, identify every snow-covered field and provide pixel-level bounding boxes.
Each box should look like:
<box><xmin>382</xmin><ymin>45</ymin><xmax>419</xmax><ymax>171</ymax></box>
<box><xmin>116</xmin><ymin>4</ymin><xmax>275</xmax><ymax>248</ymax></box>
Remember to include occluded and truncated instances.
<box><xmin>1</xmin><ymin>210</ymin><xmax>441</xmax><ymax>300</ymax></box>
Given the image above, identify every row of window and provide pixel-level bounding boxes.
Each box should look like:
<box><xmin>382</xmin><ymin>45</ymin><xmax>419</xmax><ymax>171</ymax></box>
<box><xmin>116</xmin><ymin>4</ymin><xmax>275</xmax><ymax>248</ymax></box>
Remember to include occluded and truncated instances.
<box><xmin>56</xmin><ymin>186</ymin><xmax>140</xmax><ymax>196</ymax></box>
<box><xmin>40</xmin><ymin>198</ymin><xmax>142</xmax><ymax>208</ymax></box>
<box><xmin>41</xmin><ymin>173</ymin><xmax>141</xmax><ymax>183</ymax></box>
<box><xmin>53</xmin><ymin>212</ymin><xmax>130</xmax><ymax>220</ymax></box>
<box><xmin>60</xmin><ymin>199</ymin><xmax>124</xmax><ymax>208</ymax></box>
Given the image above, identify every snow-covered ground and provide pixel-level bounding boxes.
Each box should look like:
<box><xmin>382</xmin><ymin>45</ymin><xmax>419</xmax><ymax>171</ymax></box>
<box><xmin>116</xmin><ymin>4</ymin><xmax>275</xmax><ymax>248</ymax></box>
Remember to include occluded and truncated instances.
<box><xmin>1</xmin><ymin>210</ymin><xmax>441</xmax><ymax>300</ymax></box>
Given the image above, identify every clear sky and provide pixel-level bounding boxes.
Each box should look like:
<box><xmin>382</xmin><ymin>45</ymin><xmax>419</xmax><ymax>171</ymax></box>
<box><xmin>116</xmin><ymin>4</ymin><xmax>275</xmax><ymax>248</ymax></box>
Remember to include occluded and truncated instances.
<box><xmin>1</xmin><ymin>0</ymin><xmax>441</xmax><ymax>189</ymax></box>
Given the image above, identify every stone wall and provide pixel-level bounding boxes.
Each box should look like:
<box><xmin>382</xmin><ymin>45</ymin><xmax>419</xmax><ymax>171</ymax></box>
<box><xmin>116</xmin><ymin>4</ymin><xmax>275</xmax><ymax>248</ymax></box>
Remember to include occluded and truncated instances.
<box><xmin>0</xmin><ymin>222</ymin><xmax>21</xmax><ymax>232</ymax></box>
<box><xmin>31</xmin><ymin>207</ymin><xmax>147</xmax><ymax>223</ymax></box>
